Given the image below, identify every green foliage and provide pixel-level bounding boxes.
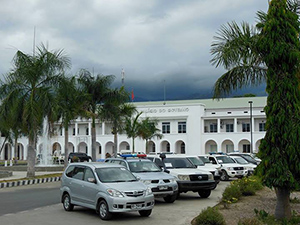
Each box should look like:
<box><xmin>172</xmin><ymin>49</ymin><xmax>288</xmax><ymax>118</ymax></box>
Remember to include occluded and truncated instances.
<box><xmin>193</xmin><ymin>207</ymin><xmax>226</xmax><ymax>225</ymax></box>
<box><xmin>222</xmin><ymin>181</ymin><xmax>241</xmax><ymax>205</ymax></box>
<box><xmin>254</xmin><ymin>209</ymin><xmax>300</xmax><ymax>225</ymax></box>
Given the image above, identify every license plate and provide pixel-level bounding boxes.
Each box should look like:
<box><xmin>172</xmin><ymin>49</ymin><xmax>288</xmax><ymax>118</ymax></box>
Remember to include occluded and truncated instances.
<box><xmin>158</xmin><ymin>185</ymin><xmax>168</xmax><ymax>190</ymax></box>
<box><xmin>131</xmin><ymin>204</ymin><xmax>142</xmax><ymax>209</ymax></box>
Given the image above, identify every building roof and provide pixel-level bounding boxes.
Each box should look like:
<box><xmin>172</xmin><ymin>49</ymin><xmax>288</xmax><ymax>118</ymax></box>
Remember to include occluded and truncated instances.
<box><xmin>133</xmin><ymin>96</ymin><xmax>267</xmax><ymax>109</ymax></box>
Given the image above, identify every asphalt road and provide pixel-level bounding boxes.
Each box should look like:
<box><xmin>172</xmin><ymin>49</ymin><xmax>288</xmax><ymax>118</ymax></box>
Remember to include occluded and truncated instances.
<box><xmin>0</xmin><ymin>181</ymin><xmax>229</xmax><ymax>225</ymax></box>
<box><xmin>0</xmin><ymin>182</ymin><xmax>61</xmax><ymax>216</ymax></box>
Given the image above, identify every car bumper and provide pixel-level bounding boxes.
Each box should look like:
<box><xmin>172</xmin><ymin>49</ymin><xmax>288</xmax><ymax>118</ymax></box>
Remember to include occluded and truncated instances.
<box><xmin>150</xmin><ymin>183</ymin><xmax>178</xmax><ymax>197</ymax></box>
<box><xmin>227</xmin><ymin>170</ymin><xmax>248</xmax><ymax>178</ymax></box>
<box><xmin>177</xmin><ymin>180</ymin><xmax>216</xmax><ymax>193</ymax></box>
<box><xmin>107</xmin><ymin>195</ymin><xmax>155</xmax><ymax>213</ymax></box>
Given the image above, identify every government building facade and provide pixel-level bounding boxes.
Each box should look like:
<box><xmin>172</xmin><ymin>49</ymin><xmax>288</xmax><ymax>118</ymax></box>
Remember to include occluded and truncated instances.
<box><xmin>0</xmin><ymin>96</ymin><xmax>267</xmax><ymax>161</ymax></box>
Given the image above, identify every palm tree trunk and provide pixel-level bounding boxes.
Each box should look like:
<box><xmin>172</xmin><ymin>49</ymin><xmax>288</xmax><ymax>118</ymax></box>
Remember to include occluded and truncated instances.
<box><xmin>64</xmin><ymin>127</ymin><xmax>69</xmax><ymax>169</ymax></box>
<box><xmin>113</xmin><ymin>132</ymin><xmax>118</xmax><ymax>157</ymax></box>
<box><xmin>14</xmin><ymin>138</ymin><xmax>18</xmax><ymax>164</ymax></box>
<box><xmin>274</xmin><ymin>187</ymin><xmax>291</xmax><ymax>219</ymax></box>
<box><xmin>27</xmin><ymin>136</ymin><xmax>36</xmax><ymax>178</ymax></box>
<box><xmin>91</xmin><ymin>117</ymin><xmax>96</xmax><ymax>161</ymax></box>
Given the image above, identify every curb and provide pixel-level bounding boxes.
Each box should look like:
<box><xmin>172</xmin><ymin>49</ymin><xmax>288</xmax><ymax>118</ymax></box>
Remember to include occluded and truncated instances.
<box><xmin>0</xmin><ymin>176</ymin><xmax>61</xmax><ymax>189</ymax></box>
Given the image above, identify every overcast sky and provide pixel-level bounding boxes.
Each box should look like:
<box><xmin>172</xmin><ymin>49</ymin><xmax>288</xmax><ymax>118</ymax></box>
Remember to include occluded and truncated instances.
<box><xmin>0</xmin><ymin>0</ymin><xmax>268</xmax><ymax>101</ymax></box>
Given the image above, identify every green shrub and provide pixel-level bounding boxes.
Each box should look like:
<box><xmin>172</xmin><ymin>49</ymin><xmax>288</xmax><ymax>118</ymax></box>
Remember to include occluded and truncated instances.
<box><xmin>222</xmin><ymin>182</ymin><xmax>242</xmax><ymax>204</ymax></box>
<box><xmin>193</xmin><ymin>207</ymin><xmax>226</xmax><ymax>225</ymax></box>
<box><xmin>237</xmin><ymin>176</ymin><xmax>263</xmax><ymax>196</ymax></box>
<box><xmin>238</xmin><ymin>218</ymin><xmax>263</xmax><ymax>225</ymax></box>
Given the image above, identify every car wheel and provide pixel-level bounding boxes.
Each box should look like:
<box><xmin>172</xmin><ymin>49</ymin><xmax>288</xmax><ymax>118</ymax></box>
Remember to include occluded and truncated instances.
<box><xmin>98</xmin><ymin>200</ymin><xmax>112</xmax><ymax>220</ymax></box>
<box><xmin>198</xmin><ymin>190</ymin><xmax>211</xmax><ymax>198</ymax></box>
<box><xmin>139</xmin><ymin>209</ymin><xmax>152</xmax><ymax>217</ymax></box>
<box><xmin>163</xmin><ymin>193</ymin><xmax>177</xmax><ymax>203</ymax></box>
<box><xmin>62</xmin><ymin>193</ymin><xmax>74</xmax><ymax>211</ymax></box>
<box><xmin>211</xmin><ymin>182</ymin><xmax>217</xmax><ymax>190</ymax></box>
<box><xmin>220</xmin><ymin>170</ymin><xmax>229</xmax><ymax>181</ymax></box>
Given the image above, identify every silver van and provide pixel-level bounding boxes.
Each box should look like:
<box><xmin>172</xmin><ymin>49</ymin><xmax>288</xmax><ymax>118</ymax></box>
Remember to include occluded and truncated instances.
<box><xmin>60</xmin><ymin>162</ymin><xmax>154</xmax><ymax>220</ymax></box>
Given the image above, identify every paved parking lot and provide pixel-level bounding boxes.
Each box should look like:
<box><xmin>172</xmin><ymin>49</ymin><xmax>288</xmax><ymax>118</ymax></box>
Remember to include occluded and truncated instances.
<box><xmin>0</xmin><ymin>181</ymin><xmax>229</xmax><ymax>225</ymax></box>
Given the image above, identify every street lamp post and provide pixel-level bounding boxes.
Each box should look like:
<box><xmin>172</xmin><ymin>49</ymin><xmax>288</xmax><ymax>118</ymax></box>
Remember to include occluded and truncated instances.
<box><xmin>248</xmin><ymin>101</ymin><xmax>253</xmax><ymax>154</ymax></box>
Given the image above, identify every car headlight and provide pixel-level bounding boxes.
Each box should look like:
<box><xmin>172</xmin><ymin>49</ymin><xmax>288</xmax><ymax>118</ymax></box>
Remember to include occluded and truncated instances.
<box><xmin>178</xmin><ymin>175</ymin><xmax>190</xmax><ymax>181</ymax></box>
<box><xmin>142</xmin><ymin>180</ymin><xmax>152</xmax><ymax>185</ymax></box>
<box><xmin>169</xmin><ymin>178</ymin><xmax>177</xmax><ymax>183</ymax></box>
<box><xmin>208</xmin><ymin>173</ymin><xmax>214</xmax><ymax>180</ymax></box>
<box><xmin>107</xmin><ymin>189</ymin><xmax>124</xmax><ymax>198</ymax></box>
<box><xmin>145</xmin><ymin>187</ymin><xmax>152</xmax><ymax>196</ymax></box>
<box><xmin>227</xmin><ymin>167</ymin><xmax>234</xmax><ymax>171</ymax></box>
<box><xmin>214</xmin><ymin>169</ymin><xmax>219</xmax><ymax>176</ymax></box>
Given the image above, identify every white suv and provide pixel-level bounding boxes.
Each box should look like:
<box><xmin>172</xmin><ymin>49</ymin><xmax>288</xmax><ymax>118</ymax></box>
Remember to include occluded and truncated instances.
<box><xmin>206</xmin><ymin>154</ymin><xmax>248</xmax><ymax>181</ymax></box>
<box><xmin>148</xmin><ymin>155</ymin><xmax>215</xmax><ymax>198</ymax></box>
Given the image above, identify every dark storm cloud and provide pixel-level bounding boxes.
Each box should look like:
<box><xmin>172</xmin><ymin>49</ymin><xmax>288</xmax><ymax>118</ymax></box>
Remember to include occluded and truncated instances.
<box><xmin>0</xmin><ymin>0</ymin><xmax>268</xmax><ymax>100</ymax></box>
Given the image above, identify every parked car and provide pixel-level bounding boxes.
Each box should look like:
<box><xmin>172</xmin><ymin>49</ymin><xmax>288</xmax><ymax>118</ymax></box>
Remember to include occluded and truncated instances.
<box><xmin>60</xmin><ymin>162</ymin><xmax>154</xmax><ymax>220</ymax></box>
<box><xmin>105</xmin><ymin>154</ymin><xmax>178</xmax><ymax>203</ymax></box>
<box><xmin>68</xmin><ymin>152</ymin><xmax>92</xmax><ymax>163</ymax></box>
<box><xmin>227</xmin><ymin>152</ymin><xmax>260</xmax><ymax>165</ymax></box>
<box><xmin>184</xmin><ymin>155</ymin><xmax>220</xmax><ymax>189</ymax></box>
<box><xmin>229</xmin><ymin>155</ymin><xmax>257</xmax><ymax>176</ymax></box>
<box><xmin>205</xmin><ymin>154</ymin><xmax>248</xmax><ymax>181</ymax></box>
<box><xmin>148</xmin><ymin>154</ymin><xmax>215</xmax><ymax>198</ymax></box>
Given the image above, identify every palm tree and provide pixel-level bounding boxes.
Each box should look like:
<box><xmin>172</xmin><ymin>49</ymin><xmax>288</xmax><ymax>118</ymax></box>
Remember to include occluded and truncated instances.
<box><xmin>99</xmin><ymin>87</ymin><xmax>136</xmax><ymax>157</ymax></box>
<box><xmin>138</xmin><ymin>117</ymin><xmax>162</xmax><ymax>153</ymax></box>
<box><xmin>0</xmin><ymin>44</ymin><xmax>70</xmax><ymax>177</ymax></box>
<box><xmin>124</xmin><ymin>112</ymin><xmax>143</xmax><ymax>153</ymax></box>
<box><xmin>78</xmin><ymin>69</ymin><xmax>115</xmax><ymax>161</ymax></box>
<box><xmin>210</xmin><ymin>0</ymin><xmax>300</xmax><ymax>219</ymax></box>
<box><xmin>54</xmin><ymin>76</ymin><xmax>87</xmax><ymax>168</ymax></box>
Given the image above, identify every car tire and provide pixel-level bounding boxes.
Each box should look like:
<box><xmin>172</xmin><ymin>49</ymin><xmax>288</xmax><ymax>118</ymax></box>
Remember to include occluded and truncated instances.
<box><xmin>198</xmin><ymin>190</ymin><xmax>211</xmax><ymax>198</ymax></box>
<box><xmin>211</xmin><ymin>182</ymin><xmax>217</xmax><ymax>190</ymax></box>
<box><xmin>139</xmin><ymin>209</ymin><xmax>152</xmax><ymax>217</ymax></box>
<box><xmin>163</xmin><ymin>193</ymin><xmax>177</xmax><ymax>203</ymax></box>
<box><xmin>220</xmin><ymin>170</ymin><xmax>229</xmax><ymax>181</ymax></box>
<box><xmin>62</xmin><ymin>193</ymin><xmax>74</xmax><ymax>211</ymax></box>
<box><xmin>98</xmin><ymin>200</ymin><xmax>112</xmax><ymax>220</ymax></box>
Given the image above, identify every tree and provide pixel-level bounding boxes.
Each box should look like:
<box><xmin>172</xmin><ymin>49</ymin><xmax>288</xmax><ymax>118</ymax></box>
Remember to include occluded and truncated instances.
<box><xmin>99</xmin><ymin>87</ymin><xmax>136</xmax><ymax>157</ymax></box>
<box><xmin>124</xmin><ymin>112</ymin><xmax>143</xmax><ymax>153</ymax></box>
<box><xmin>0</xmin><ymin>44</ymin><xmax>70</xmax><ymax>177</ymax></box>
<box><xmin>55</xmin><ymin>76</ymin><xmax>87</xmax><ymax>168</ymax></box>
<box><xmin>210</xmin><ymin>0</ymin><xmax>300</xmax><ymax>219</ymax></box>
<box><xmin>138</xmin><ymin>117</ymin><xmax>162</xmax><ymax>153</ymax></box>
<box><xmin>78</xmin><ymin>69</ymin><xmax>115</xmax><ymax>161</ymax></box>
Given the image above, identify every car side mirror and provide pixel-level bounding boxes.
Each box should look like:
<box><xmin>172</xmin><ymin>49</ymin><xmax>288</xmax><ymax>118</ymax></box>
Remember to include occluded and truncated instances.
<box><xmin>87</xmin><ymin>178</ymin><xmax>97</xmax><ymax>184</ymax></box>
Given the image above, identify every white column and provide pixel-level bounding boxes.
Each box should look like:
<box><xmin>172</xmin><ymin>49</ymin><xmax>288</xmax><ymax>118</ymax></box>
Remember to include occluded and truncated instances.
<box><xmin>75</xmin><ymin>123</ymin><xmax>78</xmax><ymax>136</ymax></box>
<box><xmin>234</xmin><ymin>118</ymin><xmax>238</xmax><ymax>133</ymax></box>
<box><xmin>102</xmin><ymin>122</ymin><xmax>105</xmax><ymax>135</ymax></box>
<box><xmin>217</xmin><ymin>119</ymin><xmax>220</xmax><ymax>133</ymax></box>
<box><xmin>11</xmin><ymin>145</ymin><xmax>15</xmax><ymax>160</ymax></box>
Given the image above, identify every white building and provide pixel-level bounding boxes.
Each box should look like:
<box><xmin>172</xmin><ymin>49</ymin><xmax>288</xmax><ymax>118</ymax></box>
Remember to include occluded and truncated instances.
<box><xmin>0</xmin><ymin>96</ymin><xmax>267</xmax><ymax>160</ymax></box>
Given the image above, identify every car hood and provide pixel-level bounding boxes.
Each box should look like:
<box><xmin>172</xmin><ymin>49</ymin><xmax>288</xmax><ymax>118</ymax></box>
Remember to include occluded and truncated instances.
<box><xmin>105</xmin><ymin>181</ymin><xmax>147</xmax><ymax>192</ymax></box>
<box><xmin>220</xmin><ymin>163</ymin><xmax>245</xmax><ymax>168</ymax></box>
<box><xmin>168</xmin><ymin>168</ymin><xmax>211</xmax><ymax>176</ymax></box>
<box><xmin>197</xmin><ymin>165</ymin><xmax>220</xmax><ymax>172</ymax></box>
<box><xmin>133</xmin><ymin>172</ymin><xmax>175</xmax><ymax>180</ymax></box>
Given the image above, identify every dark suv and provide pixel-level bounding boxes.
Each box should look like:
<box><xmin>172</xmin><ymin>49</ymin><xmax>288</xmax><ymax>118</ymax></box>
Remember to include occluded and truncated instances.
<box><xmin>68</xmin><ymin>153</ymin><xmax>92</xmax><ymax>163</ymax></box>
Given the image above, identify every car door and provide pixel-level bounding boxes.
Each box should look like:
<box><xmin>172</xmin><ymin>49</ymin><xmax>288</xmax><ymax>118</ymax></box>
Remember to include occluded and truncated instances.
<box><xmin>69</xmin><ymin>166</ymin><xmax>85</xmax><ymax>204</ymax></box>
<box><xmin>79</xmin><ymin>167</ymin><xmax>99</xmax><ymax>208</ymax></box>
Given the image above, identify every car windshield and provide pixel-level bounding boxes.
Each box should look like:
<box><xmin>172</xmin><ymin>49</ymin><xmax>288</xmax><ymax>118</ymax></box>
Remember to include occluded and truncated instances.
<box><xmin>187</xmin><ymin>157</ymin><xmax>205</xmax><ymax>166</ymax></box>
<box><xmin>199</xmin><ymin>156</ymin><xmax>211</xmax><ymax>164</ymax></box>
<box><xmin>233</xmin><ymin>157</ymin><xmax>248</xmax><ymax>164</ymax></box>
<box><xmin>216</xmin><ymin>156</ymin><xmax>235</xmax><ymax>164</ymax></box>
<box><xmin>128</xmin><ymin>161</ymin><xmax>161</xmax><ymax>173</ymax></box>
<box><xmin>163</xmin><ymin>158</ymin><xmax>195</xmax><ymax>169</ymax></box>
<box><xmin>241</xmin><ymin>154</ymin><xmax>256</xmax><ymax>162</ymax></box>
<box><xmin>96</xmin><ymin>167</ymin><xmax>137</xmax><ymax>183</ymax></box>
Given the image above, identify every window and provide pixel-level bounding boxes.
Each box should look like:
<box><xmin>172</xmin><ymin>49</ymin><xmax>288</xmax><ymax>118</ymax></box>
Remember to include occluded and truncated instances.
<box><xmin>210</xmin><ymin>123</ymin><xmax>217</xmax><ymax>133</ymax></box>
<box><xmin>166</xmin><ymin>143</ymin><xmax>170</xmax><ymax>152</ymax></box>
<box><xmin>225</xmin><ymin>145</ymin><xmax>234</xmax><ymax>153</ymax></box>
<box><xmin>66</xmin><ymin>165</ymin><xmax>75</xmax><ymax>178</ymax></box>
<box><xmin>243</xmin><ymin>144</ymin><xmax>251</xmax><ymax>153</ymax></box>
<box><xmin>181</xmin><ymin>143</ymin><xmax>185</xmax><ymax>154</ymax></box>
<box><xmin>83</xmin><ymin>168</ymin><xmax>95</xmax><ymax>182</ymax></box>
<box><xmin>178</xmin><ymin>122</ymin><xmax>186</xmax><ymax>133</ymax></box>
<box><xmin>242</xmin><ymin>123</ymin><xmax>250</xmax><ymax>132</ymax></box>
<box><xmin>226</xmin><ymin>124</ymin><xmax>234</xmax><ymax>132</ymax></box>
<box><xmin>72</xmin><ymin>166</ymin><xmax>85</xmax><ymax>180</ymax></box>
<box><xmin>86</xmin><ymin>128</ymin><xmax>89</xmax><ymax>135</ymax></box>
<box><xmin>259</xmin><ymin>122</ymin><xmax>266</xmax><ymax>131</ymax></box>
<box><xmin>73</xmin><ymin>128</ymin><xmax>75</xmax><ymax>135</ymax></box>
<box><xmin>162</xmin><ymin>122</ymin><xmax>170</xmax><ymax>134</ymax></box>
<box><xmin>99</xmin><ymin>146</ymin><xmax>101</xmax><ymax>154</ymax></box>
